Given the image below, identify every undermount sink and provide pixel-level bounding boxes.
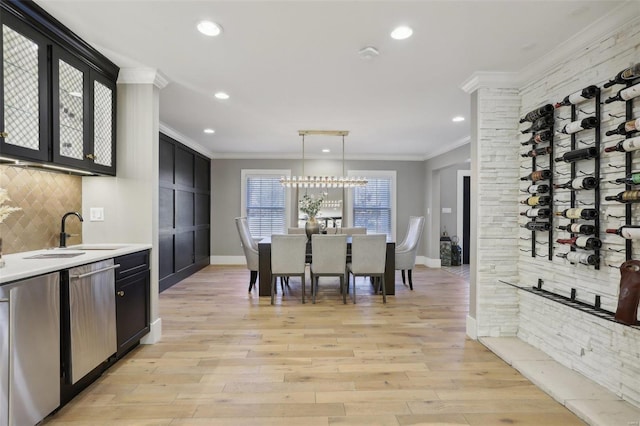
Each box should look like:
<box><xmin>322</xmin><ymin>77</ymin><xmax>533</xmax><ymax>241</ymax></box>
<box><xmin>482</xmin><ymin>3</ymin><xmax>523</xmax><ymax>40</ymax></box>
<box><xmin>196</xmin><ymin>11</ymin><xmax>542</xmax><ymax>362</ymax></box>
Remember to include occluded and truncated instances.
<box><xmin>25</xmin><ymin>252</ymin><xmax>86</xmax><ymax>259</ymax></box>
<box><xmin>56</xmin><ymin>245</ymin><xmax>128</xmax><ymax>251</ymax></box>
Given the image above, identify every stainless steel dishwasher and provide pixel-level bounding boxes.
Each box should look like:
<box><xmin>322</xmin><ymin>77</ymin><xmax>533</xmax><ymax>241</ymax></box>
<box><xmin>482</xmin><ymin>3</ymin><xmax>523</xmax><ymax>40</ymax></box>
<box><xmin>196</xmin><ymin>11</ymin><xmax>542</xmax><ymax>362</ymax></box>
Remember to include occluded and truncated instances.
<box><xmin>63</xmin><ymin>259</ymin><xmax>118</xmax><ymax>386</ymax></box>
<box><xmin>0</xmin><ymin>272</ymin><xmax>60</xmax><ymax>426</ymax></box>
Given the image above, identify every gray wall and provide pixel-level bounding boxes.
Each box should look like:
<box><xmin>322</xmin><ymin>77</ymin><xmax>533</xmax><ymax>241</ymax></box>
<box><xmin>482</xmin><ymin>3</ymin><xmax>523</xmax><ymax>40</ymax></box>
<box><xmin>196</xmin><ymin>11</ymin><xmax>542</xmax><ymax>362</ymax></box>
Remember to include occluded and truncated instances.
<box><xmin>424</xmin><ymin>144</ymin><xmax>471</xmax><ymax>259</ymax></box>
<box><xmin>212</xmin><ymin>158</ymin><xmax>425</xmax><ymax>257</ymax></box>
<box><xmin>439</xmin><ymin>162</ymin><xmax>470</xmax><ymax>240</ymax></box>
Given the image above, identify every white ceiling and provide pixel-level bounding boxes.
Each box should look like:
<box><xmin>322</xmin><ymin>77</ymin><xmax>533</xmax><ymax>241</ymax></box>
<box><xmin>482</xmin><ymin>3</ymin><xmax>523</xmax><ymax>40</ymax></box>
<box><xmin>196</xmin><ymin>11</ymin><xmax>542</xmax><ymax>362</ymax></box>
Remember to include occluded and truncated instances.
<box><xmin>36</xmin><ymin>0</ymin><xmax>626</xmax><ymax>159</ymax></box>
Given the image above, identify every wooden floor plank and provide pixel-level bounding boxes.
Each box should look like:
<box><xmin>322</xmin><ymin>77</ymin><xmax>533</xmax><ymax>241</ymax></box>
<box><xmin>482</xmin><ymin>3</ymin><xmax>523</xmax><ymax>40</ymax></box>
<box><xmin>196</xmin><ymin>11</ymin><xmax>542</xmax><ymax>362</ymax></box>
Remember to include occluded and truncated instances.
<box><xmin>42</xmin><ymin>265</ymin><xmax>585</xmax><ymax>425</ymax></box>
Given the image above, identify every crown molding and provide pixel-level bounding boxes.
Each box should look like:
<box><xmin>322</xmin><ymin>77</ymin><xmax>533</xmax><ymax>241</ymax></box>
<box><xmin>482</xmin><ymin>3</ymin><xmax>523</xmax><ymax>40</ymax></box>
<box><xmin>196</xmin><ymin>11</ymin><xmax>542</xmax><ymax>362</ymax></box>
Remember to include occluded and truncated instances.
<box><xmin>159</xmin><ymin>123</ymin><xmax>214</xmax><ymax>159</ymax></box>
<box><xmin>117</xmin><ymin>68</ymin><xmax>170</xmax><ymax>89</ymax></box>
<box><xmin>518</xmin><ymin>1</ymin><xmax>640</xmax><ymax>86</ymax></box>
<box><xmin>423</xmin><ymin>136</ymin><xmax>471</xmax><ymax>161</ymax></box>
<box><xmin>460</xmin><ymin>72</ymin><xmax>520</xmax><ymax>94</ymax></box>
<box><xmin>210</xmin><ymin>151</ymin><xmax>428</xmax><ymax>161</ymax></box>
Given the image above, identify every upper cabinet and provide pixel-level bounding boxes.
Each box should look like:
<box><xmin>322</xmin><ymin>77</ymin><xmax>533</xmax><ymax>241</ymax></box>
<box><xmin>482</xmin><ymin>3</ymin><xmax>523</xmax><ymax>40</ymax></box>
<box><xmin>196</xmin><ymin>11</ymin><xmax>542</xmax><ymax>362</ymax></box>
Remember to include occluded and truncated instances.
<box><xmin>0</xmin><ymin>2</ymin><xmax>118</xmax><ymax>175</ymax></box>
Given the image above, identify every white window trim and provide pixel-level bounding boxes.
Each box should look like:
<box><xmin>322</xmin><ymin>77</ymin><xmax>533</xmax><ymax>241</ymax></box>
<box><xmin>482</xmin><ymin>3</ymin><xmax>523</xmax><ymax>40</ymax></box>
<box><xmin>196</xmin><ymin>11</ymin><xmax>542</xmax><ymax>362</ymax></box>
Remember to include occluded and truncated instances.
<box><xmin>241</xmin><ymin>169</ymin><xmax>292</xmax><ymax>236</ymax></box>
<box><xmin>346</xmin><ymin>170</ymin><xmax>397</xmax><ymax>241</ymax></box>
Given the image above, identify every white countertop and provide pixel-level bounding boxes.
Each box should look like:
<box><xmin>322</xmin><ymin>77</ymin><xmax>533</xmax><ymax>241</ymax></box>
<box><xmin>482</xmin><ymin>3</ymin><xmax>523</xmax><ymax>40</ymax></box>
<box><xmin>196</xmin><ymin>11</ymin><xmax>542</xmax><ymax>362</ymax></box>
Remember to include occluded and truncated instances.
<box><xmin>0</xmin><ymin>243</ymin><xmax>152</xmax><ymax>284</ymax></box>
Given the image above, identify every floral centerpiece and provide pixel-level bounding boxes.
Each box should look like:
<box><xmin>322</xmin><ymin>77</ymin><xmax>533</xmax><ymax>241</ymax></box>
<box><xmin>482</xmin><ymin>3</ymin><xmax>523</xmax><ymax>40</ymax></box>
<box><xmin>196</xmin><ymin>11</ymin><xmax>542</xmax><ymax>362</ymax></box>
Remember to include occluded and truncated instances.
<box><xmin>0</xmin><ymin>188</ymin><xmax>22</xmax><ymax>267</ymax></box>
<box><xmin>299</xmin><ymin>193</ymin><xmax>323</xmax><ymax>219</ymax></box>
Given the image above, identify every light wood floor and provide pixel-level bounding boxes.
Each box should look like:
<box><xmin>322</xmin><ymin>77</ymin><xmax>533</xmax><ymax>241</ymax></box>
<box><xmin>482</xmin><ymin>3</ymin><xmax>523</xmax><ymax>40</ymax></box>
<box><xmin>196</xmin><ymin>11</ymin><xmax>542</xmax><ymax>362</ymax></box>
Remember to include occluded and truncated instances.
<box><xmin>44</xmin><ymin>265</ymin><xmax>585</xmax><ymax>425</ymax></box>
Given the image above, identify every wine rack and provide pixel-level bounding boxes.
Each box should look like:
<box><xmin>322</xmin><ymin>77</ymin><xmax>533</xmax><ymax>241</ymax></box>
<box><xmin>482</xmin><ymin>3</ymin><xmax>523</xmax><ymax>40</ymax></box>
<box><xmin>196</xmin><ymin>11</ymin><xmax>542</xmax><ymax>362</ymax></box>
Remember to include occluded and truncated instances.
<box><xmin>553</xmin><ymin>89</ymin><xmax>601</xmax><ymax>269</ymax></box>
<box><xmin>621</xmin><ymin>79</ymin><xmax>638</xmax><ymax>261</ymax></box>
<box><xmin>519</xmin><ymin>106</ymin><xmax>554</xmax><ymax>260</ymax></box>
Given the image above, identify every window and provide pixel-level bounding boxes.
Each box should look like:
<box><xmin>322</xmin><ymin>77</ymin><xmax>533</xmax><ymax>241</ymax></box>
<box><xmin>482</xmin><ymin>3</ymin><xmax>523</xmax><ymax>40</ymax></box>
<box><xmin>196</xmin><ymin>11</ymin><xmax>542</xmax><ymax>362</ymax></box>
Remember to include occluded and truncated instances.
<box><xmin>348</xmin><ymin>170</ymin><xmax>396</xmax><ymax>239</ymax></box>
<box><xmin>241</xmin><ymin>170</ymin><xmax>291</xmax><ymax>238</ymax></box>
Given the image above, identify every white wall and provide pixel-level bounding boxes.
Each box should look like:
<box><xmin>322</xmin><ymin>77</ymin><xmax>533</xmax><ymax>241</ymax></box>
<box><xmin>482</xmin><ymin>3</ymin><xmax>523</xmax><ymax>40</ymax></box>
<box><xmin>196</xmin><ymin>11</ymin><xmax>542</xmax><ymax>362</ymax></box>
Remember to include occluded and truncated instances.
<box><xmin>469</xmin><ymin>4</ymin><xmax>640</xmax><ymax>407</ymax></box>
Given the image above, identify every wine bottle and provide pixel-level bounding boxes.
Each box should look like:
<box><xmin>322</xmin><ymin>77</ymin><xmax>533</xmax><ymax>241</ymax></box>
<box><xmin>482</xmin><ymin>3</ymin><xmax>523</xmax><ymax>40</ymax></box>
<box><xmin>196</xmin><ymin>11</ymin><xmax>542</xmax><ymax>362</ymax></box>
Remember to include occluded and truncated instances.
<box><xmin>558</xmin><ymin>223</ymin><xmax>596</xmax><ymax>235</ymax></box>
<box><xmin>558</xmin><ymin>117</ymin><xmax>598</xmax><ymax>134</ymax></box>
<box><xmin>604</xmin><ymin>82</ymin><xmax>640</xmax><ymax>104</ymax></box>
<box><xmin>520</xmin><ymin>195</ymin><xmax>551</xmax><ymax>206</ymax></box>
<box><xmin>525</xmin><ymin>184</ymin><xmax>550</xmax><ymax>194</ymax></box>
<box><xmin>522</xmin><ymin>221</ymin><xmax>550</xmax><ymax>231</ymax></box>
<box><xmin>522</xmin><ymin>146</ymin><xmax>552</xmax><ymax>158</ymax></box>
<box><xmin>557</xmin><ymin>251</ymin><xmax>599</xmax><ymax>266</ymax></box>
<box><xmin>521</xmin><ymin>115</ymin><xmax>554</xmax><ymax>134</ymax></box>
<box><xmin>555</xmin><ymin>208</ymin><xmax>598</xmax><ymax>220</ymax></box>
<box><xmin>605</xmin><ymin>190</ymin><xmax>640</xmax><ymax>203</ymax></box>
<box><xmin>556</xmin><ymin>236</ymin><xmax>602</xmax><ymax>250</ymax></box>
<box><xmin>520</xmin><ymin>169</ymin><xmax>552</xmax><ymax>182</ymax></box>
<box><xmin>554</xmin><ymin>176</ymin><xmax>597</xmax><ymax>190</ymax></box>
<box><xmin>554</xmin><ymin>85</ymin><xmax>598</xmax><ymax>107</ymax></box>
<box><xmin>604</xmin><ymin>135</ymin><xmax>640</xmax><ymax>153</ymax></box>
<box><xmin>614</xmin><ymin>172</ymin><xmax>640</xmax><ymax>185</ymax></box>
<box><xmin>553</xmin><ymin>147</ymin><xmax>598</xmax><ymax>163</ymax></box>
<box><xmin>603</xmin><ymin>62</ymin><xmax>640</xmax><ymax>88</ymax></box>
<box><xmin>606</xmin><ymin>225</ymin><xmax>640</xmax><ymax>239</ymax></box>
<box><xmin>520</xmin><ymin>104</ymin><xmax>554</xmax><ymax>123</ymax></box>
<box><xmin>605</xmin><ymin>118</ymin><xmax>640</xmax><ymax>137</ymax></box>
<box><xmin>520</xmin><ymin>207</ymin><xmax>551</xmax><ymax>218</ymax></box>
<box><xmin>521</xmin><ymin>129</ymin><xmax>553</xmax><ymax>146</ymax></box>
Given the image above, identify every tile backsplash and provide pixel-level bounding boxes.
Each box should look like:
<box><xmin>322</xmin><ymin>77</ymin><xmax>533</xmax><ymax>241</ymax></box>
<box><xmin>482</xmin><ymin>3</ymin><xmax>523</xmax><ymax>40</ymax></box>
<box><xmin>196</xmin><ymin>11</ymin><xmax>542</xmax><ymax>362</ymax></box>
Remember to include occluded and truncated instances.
<box><xmin>0</xmin><ymin>165</ymin><xmax>82</xmax><ymax>254</ymax></box>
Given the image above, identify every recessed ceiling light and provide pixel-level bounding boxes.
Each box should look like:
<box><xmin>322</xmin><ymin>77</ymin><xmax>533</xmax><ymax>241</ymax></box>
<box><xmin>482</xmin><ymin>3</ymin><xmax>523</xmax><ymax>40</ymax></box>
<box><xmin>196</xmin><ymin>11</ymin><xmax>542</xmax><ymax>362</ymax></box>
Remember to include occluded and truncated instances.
<box><xmin>322</xmin><ymin>149</ymin><xmax>330</xmax><ymax>153</ymax></box>
<box><xmin>452</xmin><ymin>116</ymin><xmax>465</xmax><ymax>122</ymax></box>
<box><xmin>214</xmin><ymin>92</ymin><xmax>229</xmax><ymax>100</ymax></box>
<box><xmin>204</xmin><ymin>128</ymin><xmax>215</xmax><ymax>134</ymax></box>
<box><xmin>197</xmin><ymin>20</ymin><xmax>222</xmax><ymax>37</ymax></box>
<box><xmin>391</xmin><ymin>26</ymin><xmax>413</xmax><ymax>40</ymax></box>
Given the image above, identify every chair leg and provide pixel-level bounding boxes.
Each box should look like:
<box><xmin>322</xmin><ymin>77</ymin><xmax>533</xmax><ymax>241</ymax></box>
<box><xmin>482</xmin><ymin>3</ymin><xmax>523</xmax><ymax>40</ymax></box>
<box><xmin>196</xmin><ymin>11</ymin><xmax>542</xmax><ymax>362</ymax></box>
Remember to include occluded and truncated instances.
<box><xmin>353</xmin><ymin>274</ymin><xmax>357</xmax><ymax>304</ymax></box>
<box><xmin>249</xmin><ymin>270</ymin><xmax>258</xmax><ymax>292</ymax></box>
<box><xmin>301</xmin><ymin>272</ymin><xmax>306</xmax><ymax>304</ymax></box>
<box><xmin>312</xmin><ymin>276</ymin><xmax>317</xmax><ymax>304</ymax></box>
<box><xmin>341</xmin><ymin>275</ymin><xmax>346</xmax><ymax>304</ymax></box>
<box><xmin>401</xmin><ymin>270</ymin><xmax>406</xmax><ymax>285</ymax></box>
<box><xmin>408</xmin><ymin>269</ymin><xmax>413</xmax><ymax>290</ymax></box>
<box><xmin>270</xmin><ymin>276</ymin><xmax>276</xmax><ymax>305</ymax></box>
<box><xmin>381</xmin><ymin>275</ymin><xmax>386</xmax><ymax>304</ymax></box>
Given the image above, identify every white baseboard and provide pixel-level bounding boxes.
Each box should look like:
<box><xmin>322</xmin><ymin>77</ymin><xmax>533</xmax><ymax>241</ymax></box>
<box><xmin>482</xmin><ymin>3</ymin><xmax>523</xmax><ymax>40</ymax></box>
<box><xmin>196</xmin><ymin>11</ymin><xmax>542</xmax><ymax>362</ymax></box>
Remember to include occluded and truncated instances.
<box><xmin>466</xmin><ymin>315</ymin><xmax>478</xmax><ymax>340</ymax></box>
<box><xmin>211</xmin><ymin>255</ymin><xmax>246</xmax><ymax>265</ymax></box>
<box><xmin>423</xmin><ymin>257</ymin><xmax>441</xmax><ymax>268</ymax></box>
<box><xmin>140</xmin><ymin>317</ymin><xmax>162</xmax><ymax>344</ymax></box>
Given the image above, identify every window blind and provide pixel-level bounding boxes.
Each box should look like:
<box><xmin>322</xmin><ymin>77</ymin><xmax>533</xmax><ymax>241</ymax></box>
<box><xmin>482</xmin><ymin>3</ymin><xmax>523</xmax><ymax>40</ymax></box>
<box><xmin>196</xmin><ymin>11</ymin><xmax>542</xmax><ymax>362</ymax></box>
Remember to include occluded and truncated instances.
<box><xmin>246</xmin><ymin>175</ymin><xmax>286</xmax><ymax>237</ymax></box>
<box><xmin>353</xmin><ymin>177</ymin><xmax>392</xmax><ymax>236</ymax></box>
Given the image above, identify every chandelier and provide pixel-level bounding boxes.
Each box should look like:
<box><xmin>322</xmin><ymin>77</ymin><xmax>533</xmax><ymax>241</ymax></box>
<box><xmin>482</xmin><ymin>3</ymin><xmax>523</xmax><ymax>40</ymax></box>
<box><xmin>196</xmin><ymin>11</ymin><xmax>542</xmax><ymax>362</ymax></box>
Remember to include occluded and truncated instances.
<box><xmin>279</xmin><ymin>130</ymin><xmax>368</xmax><ymax>188</ymax></box>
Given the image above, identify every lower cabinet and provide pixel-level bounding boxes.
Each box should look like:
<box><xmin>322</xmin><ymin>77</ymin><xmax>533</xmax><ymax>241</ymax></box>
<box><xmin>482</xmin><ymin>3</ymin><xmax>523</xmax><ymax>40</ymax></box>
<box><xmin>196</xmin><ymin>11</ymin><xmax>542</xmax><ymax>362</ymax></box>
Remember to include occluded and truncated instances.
<box><xmin>114</xmin><ymin>250</ymin><xmax>150</xmax><ymax>357</ymax></box>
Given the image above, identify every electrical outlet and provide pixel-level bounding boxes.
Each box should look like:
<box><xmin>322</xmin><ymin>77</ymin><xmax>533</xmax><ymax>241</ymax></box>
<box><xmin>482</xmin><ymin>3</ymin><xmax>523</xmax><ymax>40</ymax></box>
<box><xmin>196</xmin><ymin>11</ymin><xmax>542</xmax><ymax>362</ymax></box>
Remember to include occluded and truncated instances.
<box><xmin>89</xmin><ymin>207</ymin><xmax>104</xmax><ymax>222</ymax></box>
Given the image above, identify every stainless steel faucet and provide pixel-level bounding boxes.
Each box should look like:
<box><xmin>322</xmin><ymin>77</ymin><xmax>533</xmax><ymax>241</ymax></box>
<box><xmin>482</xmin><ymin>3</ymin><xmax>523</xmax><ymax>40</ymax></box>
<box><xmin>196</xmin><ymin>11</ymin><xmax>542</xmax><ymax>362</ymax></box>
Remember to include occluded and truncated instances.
<box><xmin>60</xmin><ymin>211</ymin><xmax>83</xmax><ymax>248</ymax></box>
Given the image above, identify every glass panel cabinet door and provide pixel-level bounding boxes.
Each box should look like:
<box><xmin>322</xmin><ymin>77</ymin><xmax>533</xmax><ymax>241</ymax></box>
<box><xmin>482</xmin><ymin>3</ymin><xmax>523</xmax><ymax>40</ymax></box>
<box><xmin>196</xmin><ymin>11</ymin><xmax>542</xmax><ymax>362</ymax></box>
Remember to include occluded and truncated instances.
<box><xmin>52</xmin><ymin>47</ymin><xmax>89</xmax><ymax>169</ymax></box>
<box><xmin>0</xmin><ymin>17</ymin><xmax>49</xmax><ymax>161</ymax></box>
<box><xmin>91</xmin><ymin>72</ymin><xmax>115</xmax><ymax>172</ymax></box>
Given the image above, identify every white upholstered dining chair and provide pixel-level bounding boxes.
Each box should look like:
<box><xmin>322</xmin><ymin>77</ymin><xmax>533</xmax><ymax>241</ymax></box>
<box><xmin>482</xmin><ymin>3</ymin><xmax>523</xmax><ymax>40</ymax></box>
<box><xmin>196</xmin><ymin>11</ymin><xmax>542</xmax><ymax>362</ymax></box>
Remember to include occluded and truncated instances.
<box><xmin>347</xmin><ymin>234</ymin><xmax>388</xmax><ymax>304</ymax></box>
<box><xmin>310</xmin><ymin>234</ymin><xmax>348</xmax><ymax>304</ymax></box>
<box><xmin>234</xmin><ymin>217</ymin><xmax>259</xmax><ymax>292</ymax></box>
<box><xmin>395</xmin><ymin>216</ymin><xmax>425</xmax><ymax>290</ymax></box>
<box><xmin>270</xmin><ymin>234</ymin><xmax>308</xmax><ymax>305</ymax></box>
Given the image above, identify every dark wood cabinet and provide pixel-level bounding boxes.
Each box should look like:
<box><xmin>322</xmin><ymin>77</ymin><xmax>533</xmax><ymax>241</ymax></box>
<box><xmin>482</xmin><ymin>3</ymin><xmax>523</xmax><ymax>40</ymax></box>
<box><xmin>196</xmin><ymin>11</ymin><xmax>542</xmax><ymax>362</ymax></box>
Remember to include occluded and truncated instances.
<box><xmin>158</xmin><ymin>133</ymin><xmax>210</xmax><ymax>291</ymax></box>
<box><xmin>114</xmin><ymin>250</ymin><xmax>150</xmax><ymax>357</ymax></box>
<box><xmin>0</xmin><ymin>1</ymin><xmax>118</xmax><ymax>175</ymax></box>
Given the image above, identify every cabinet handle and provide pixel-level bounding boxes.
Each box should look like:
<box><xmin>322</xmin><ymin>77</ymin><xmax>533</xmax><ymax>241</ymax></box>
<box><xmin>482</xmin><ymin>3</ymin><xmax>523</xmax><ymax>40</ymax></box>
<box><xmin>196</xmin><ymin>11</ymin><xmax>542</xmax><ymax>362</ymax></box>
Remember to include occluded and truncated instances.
<box><xmin>117</xmin><ymin>291</ymin><xmax>125</xmax><ymax>297</ymax></box>
<box><xmin>0</xmin><ymin>132</ymin><xmax>8</xmax><ymax>138</ymax></box>
<box><xmin>86</xmin><ymin>153</ymin><xmax>96</xmax><ymax>160</ymax></box>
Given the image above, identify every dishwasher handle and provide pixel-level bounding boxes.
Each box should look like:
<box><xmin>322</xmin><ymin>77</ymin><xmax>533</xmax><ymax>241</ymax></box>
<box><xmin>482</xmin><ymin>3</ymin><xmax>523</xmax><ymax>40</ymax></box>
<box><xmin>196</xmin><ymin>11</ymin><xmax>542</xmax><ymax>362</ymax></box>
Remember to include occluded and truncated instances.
<box><xmin>70</xmin><ymin>264</ymin><xmax>120</xmax><ymax>279</ymax></box>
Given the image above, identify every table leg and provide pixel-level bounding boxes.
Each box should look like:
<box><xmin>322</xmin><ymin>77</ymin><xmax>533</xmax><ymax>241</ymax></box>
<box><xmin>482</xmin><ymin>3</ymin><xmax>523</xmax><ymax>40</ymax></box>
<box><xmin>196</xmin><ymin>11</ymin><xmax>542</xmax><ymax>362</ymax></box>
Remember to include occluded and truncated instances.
<box><xmin>258</xmin><ymin>243</ymin><xmax>272</xmax><ymax>297</ymax></box>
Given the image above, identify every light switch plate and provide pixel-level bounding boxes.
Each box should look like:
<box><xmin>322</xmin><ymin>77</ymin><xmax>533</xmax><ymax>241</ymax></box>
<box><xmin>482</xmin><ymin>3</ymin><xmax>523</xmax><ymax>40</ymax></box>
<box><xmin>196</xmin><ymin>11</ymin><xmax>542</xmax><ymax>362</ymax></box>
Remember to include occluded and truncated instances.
<box><xmin>442</xmin><ymin>207</ymin><xmax>452</xmax><ymax>213</ymax></box>
<box><xmin>89</xmin><ymin>207</ymin><xmax>104</xmax><ymax>221</ymax></box>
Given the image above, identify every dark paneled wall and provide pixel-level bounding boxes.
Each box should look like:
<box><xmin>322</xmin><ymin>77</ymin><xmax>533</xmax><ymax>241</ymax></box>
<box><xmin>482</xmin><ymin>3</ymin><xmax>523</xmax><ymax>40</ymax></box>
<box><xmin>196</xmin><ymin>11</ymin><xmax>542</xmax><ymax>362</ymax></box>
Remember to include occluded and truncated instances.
<box><xmin>158</xmin><ymin>133</ymin><xmax>210</xmax><ymax>292</ymax></box>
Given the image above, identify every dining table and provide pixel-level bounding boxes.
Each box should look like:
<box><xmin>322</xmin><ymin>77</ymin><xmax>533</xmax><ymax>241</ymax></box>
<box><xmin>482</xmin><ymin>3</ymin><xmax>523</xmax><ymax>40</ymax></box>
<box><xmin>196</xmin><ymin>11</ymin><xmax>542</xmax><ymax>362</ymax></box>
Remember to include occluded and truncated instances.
<box><xmin>257</xmin><ymin>235</ymin><xmax>396</xmax><ymax>297</ymax></box>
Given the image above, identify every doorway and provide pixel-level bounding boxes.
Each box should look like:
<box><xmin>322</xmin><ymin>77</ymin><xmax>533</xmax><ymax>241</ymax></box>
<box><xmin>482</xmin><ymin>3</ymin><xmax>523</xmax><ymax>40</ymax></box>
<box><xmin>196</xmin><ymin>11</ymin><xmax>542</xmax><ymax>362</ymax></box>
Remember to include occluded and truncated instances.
<box><xmin>457</xmin><ymin>170</ymin><xmax>471</xmax><ymax>265</ymax></box>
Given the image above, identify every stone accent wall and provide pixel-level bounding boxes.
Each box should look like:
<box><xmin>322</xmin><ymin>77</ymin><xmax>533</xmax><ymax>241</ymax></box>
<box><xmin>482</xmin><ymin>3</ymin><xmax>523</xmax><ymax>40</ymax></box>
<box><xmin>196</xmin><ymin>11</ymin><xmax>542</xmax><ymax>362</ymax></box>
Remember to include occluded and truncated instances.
<box><xmin>474</xmin><ymin>86</ymin><xmax>521</xmax><ymax>336</ymax></box>
<box><xmin>0</xmin><ymin>165</ymin><xmax>82</xmax><ymax>253</ymax></box>
<box><xmin>515</xmin><ymin>16</ymin><xmax>640</xmax><ymax>406</ymax></box>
